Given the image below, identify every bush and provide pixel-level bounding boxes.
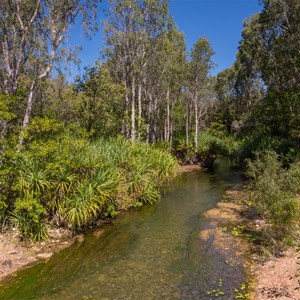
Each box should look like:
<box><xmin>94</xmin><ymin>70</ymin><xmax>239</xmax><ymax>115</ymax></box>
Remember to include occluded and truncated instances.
<box><xmin>196</xmin><ymin>131</ymin><xmax>241</xmax><ymax>167</ymax></box>
<box><xmin>246</xmin><ymin>151</ymin><xmax>300</xmax><ymax>250</ymax></box>
<box><xmin>239</xmin><ymin>130</ymin><xmax>298</xmax><ymax>166</ymax></box>
<box><xmin>0</xmin><ymin>198</ymin><xmax>8</xmax><ymax>225</ymax></box>
<box><xmin>171</xmin><ymin>137</ymin><xmax>195</xmax><ymax>164</ymax></box>
<box><xmin>10</xmin><ymin>194</ymin><xmax>48</xmax><ymax>241</ymax></box>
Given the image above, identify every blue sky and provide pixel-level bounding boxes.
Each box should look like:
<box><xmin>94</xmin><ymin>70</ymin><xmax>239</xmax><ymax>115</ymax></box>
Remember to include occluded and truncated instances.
<box><xmin>68</xmin><ymin>0</ymin><xmax>261</xmax><ymax>79</ymax></box>
<box><xmin>169</xmin><ymin>0</ymin><xmax>261</xmax><ymax>75</ymax></box>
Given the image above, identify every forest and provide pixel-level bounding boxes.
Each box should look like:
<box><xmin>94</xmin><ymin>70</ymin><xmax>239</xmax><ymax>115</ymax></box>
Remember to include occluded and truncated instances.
<box><xmin>0</xmin><ymin>0</ymin><xmax>299</xmax><ymax>255</ymax></box>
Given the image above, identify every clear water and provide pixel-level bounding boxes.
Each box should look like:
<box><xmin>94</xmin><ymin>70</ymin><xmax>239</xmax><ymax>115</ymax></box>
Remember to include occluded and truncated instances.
<box><xmin>0</xmin><ymin>160</ymin><xmax>247</xmax><ymax>299</ymax></box>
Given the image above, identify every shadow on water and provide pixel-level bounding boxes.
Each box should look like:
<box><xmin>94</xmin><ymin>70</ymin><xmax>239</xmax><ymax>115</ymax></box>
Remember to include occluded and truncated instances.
<box><xmin>0</xmin><ymin>159</ymin><xmax>247</xmax><ymax>299</ymax></box>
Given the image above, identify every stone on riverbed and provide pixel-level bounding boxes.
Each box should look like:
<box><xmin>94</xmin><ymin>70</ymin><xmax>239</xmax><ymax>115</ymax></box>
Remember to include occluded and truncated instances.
<box><xmin>36</xmin><ymin>253</ymin><xmax>53</xmax><ymax>260</ymax></box>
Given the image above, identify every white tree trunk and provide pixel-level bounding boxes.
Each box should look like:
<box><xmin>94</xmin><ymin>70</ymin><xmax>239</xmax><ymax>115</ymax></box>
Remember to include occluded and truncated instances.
<box><xmin>131</xmin><ymin>75</ymin><xmax>136</xmax><ymax>141</ymax></box>
<box><xmin>186</xmin><ymin>106</ymin><xmax>189</xmax><ymax>147</ymax></box>
<box><xmin>137</xmin><ymin>81</ymin><xmax>142</xmax><ymax>140</ymax></box>
<box><xmin>194</xmin><ymin>100</ymin><xmax>198</xmax><ymax>149</ymax></box>
<box><xmin>18</xmin><ymin>79</ymin><xmax>37</xmax><ymax>147</ymax></box>
<box><xmin>166</xmin><ymin>88</ymin><xmax>170</xmax><ymax>144</ymax></box>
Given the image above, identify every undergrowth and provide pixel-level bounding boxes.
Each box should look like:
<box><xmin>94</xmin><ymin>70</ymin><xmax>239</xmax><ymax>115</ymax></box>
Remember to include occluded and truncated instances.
<box><xmin>246</xmin><ymin>151</ymin><xmax>300</xmax><ymax>253</ymax></box>
<box><xmin>0</xmin><ymin>120</ymin><xmax>178</xmax><ymax>240</ymax></box>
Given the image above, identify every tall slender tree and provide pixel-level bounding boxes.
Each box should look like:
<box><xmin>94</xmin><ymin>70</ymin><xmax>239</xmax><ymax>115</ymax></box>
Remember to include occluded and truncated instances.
<box><xmin>104</xmin><ymin>0</ymin><xmax>169</xmax><ymax>141</ymax></box>
<box><xmin>0</xmin><ymin>0</ymin><xmax>99</xmax><ymax>146</ymax></box>
<box><xmin>186</xmin><ymin>38</ymin><xmax>214</xmax><ymax>148</ymax></box>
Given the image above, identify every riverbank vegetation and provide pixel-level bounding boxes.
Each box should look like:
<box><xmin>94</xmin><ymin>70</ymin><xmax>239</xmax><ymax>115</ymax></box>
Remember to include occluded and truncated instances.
<box><xmin>1</xmin><ymin>130</ymin><xmax>178</xmax><ymax>240</ymax></box>
<box><xmin>0</xmin><ymin>0</ymin><xmax>299</xmax><ymax>248</ymax></box>
<box><xmin>213</xmin><ymin>0</ymin><xmax>300</xmax><ymax>251</ymax></box>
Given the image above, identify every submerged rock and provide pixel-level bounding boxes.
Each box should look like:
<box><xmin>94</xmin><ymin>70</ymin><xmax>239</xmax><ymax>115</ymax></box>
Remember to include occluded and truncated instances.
<box><xmin>36</xmin><ymin>253</ymin><xmax>53</xmax><ymax>260</ymax></box>
<box><xmin>76</xmin><ymin>235</ymin><xmax>85</xmax><ymax>243</ymax></box>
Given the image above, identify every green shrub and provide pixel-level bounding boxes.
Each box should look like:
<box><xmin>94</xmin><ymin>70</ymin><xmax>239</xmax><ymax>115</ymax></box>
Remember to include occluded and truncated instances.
<box><xmin>246</xmin><ymin>151</ymin><xmax>300</xmax><ymax>250</ymax></box>
<box><xmin>196</xmin><ymin>131</ymin><xmax>241</xmax><ymax>167</ymax></box>
<box><xmin>0</xmin><ymin>198</ymin><xmax>8</xmax><ymax>225</ymax></box>
<box><xmin>10</xmin><ymin>194</ymin><xmax>48</xmax><ymax>241</ymax></box>
<box><xmin>239</xmin><ymin>130</ymin><xmax>298</xmax><ymax>165</ymax></box>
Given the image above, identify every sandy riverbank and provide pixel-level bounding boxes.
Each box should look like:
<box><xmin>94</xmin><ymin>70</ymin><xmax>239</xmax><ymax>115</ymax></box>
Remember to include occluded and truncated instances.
<box><xmin>0</xmin><ymin>227</ymin><xmax>74</xmax><ymax>282</ymax></box>
<box><xmin>200</xmin><ymin>186</ymin><xmax>299</xmax><ymax>299</ymax></box>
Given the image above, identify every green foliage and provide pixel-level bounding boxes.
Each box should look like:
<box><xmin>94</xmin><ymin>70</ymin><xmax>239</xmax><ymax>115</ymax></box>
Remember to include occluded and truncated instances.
<box><xmin>15</xmin><ymin>159</ymin><xmax>52</xmax><ymax>196</ymax></box>
<box><xmin>196</xmin><ymin>130</ymin><xmax>241</xmax><ymax>167</ymax></box>
<box><xmin>206</xmin><ymin>279</ymin><xmax>225</xmax><ymax>297</ymax></box>
<box><xmin>246</xmin><ymin>151</ymin><xmax>300</xmax><ymax>249</ymax></box>
<box><xmin>197</xmin><ymin>131</ymin><xmax>228</xmax><ymax>155</ymax></box>
<box><xmin>240</xmin><ymin>131</ymin><xmax>296</xmax><ymax>163</ymax></box>
<box><xmin>218</xmin><ymin>225</ymin><xmax>246</xmax><ymax>237</ymax></box>
<box><xmin>213</xmin><ymin>1</ymin><xmax>300</xmax><ymax>170</ymax></box>
<box><xmin>234</xmin><ymin>283</ymin><xmax>250</xmax><ymax>299</ymax></box>
<box><xmin>74</xmin><ymin>64</ymin><xmax>126</xmax><ymax>137</ymax></box>
<box><xmin>10</xmin><ymin>195</ymin><xmax>48</xmax><ymax>242</ymax></box>
<box><xmin>1</xmin><ymin>122</ymin><xmax>178</xmax><ymax>236</ymax></box>
<box><xmin>0</xmin><ymin>95</ymin><xmax>17</xmax><ymax>122</ymax></box>
<box><xmin>0</xmin><ymin>199</ymin><xmax>8</xmax><ymax>224</ymax></box>
<box><xmin>171</xmin><ymin>136</ymin><xmax>193</xmax><ymax>164</ymax></box>
<box><xmin>23</xmin><ymin>117</ymin><xmax>65</xmax><ymax>141</ymax></box>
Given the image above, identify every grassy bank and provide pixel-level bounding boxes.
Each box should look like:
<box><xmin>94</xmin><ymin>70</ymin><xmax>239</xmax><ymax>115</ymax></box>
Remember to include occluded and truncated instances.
<box><xmin>0</xmin><ymin>135</ymin><xmax>178</xmax><ymax>241</ymax></box>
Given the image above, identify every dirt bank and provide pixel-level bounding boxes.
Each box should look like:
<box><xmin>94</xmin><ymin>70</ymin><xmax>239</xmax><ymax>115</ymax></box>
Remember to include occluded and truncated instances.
<box><xmin>255</xmin><ymin>249</ymin><xmax>299</xmax><ymax>300</ymax></box>
<box><xmin>0</xmin><ymin>227</ymin><xmax>74</xmax><ymax>282</ymax></box>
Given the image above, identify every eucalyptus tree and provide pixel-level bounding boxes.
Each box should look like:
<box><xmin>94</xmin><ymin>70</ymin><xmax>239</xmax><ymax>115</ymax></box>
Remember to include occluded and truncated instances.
<box><xmin>143</xmin><ymin>21</ymin><xmax>186</xmax><ymax>143</ymax></box>
<box><xmin>104</xmin><ymin>0</ymin><xmax>169</xmax><ymax>141</ymax></box>
<box><xmin>215</xmin><ymin>59</ymin><xmax>264</xmax><ymax>134</ymax></box>
<box><xmin>186</xmin><ymin>38</ymin><xmax>214</xmax><ymax>149</ymax></box>
<box><xmin>237</xmin><ymin>0</ymin><xmax>300</xmax><ymax>139</ymax></box>
<box><xmin>239</xmin><ymin>0</ymin><xmax>300</xmax><ymax>90</ymax></box>
<box><xmin>215</xmin><ymin>67</ymin><xmax>237</xmax><ymax>131</ymax></box>
<box><xmin>160</xmin><ymin>23</ymin><xmax>186</xmax><ymax>144</ymax></box>
<box><xmin>0</xmin><ymin>0</ymin><xmax>99</xmax><ymax>146</ymax></box>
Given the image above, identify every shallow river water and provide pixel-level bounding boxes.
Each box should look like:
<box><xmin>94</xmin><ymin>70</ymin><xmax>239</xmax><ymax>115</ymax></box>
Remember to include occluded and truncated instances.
<box><xmin>0</xmin><ymin>160</ymin><xmax>247</xmax><ymax>299</ymax></box>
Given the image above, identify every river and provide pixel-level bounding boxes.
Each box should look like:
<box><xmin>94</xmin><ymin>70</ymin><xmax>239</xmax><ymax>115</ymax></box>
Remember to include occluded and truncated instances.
<box><xmin>0</xmin><ymin>160</ymin><xmax>248</xmax><ymax>299</ymax></box>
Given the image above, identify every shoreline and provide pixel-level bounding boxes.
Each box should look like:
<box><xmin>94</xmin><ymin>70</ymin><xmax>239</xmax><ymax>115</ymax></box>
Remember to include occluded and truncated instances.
<box><xmin>0</xmin><ymin>227</ymin><xmax>75</xmax><ymax>282</ymax></box>
<box><xmin>200</xmin><ymin>185</ymin><xmax>299</xmax><ymax>299</ymax></box>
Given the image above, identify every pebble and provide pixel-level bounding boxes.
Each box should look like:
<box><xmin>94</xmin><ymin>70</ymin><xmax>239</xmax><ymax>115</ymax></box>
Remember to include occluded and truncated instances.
<box><xmin>77</xmin><ymin>235</ymin><xmax>85</xmax><ymax>243</ymax></box>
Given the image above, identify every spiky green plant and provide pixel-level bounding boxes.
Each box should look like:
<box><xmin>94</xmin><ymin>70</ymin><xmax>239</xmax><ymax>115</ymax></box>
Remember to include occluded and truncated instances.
<box><xmin>64</xmin><ymin>182</ymin><xmax>100</xmax><ymax>229</ymax></box>
<box><xmin>16</xmin><ymin>159</ymin><xmax>52</xmax><ymax>196</ymax></box>
<box><xmin>3</xmin><ymin>135</ymin><xmax>178</xmax><ymax>239</ymax></box>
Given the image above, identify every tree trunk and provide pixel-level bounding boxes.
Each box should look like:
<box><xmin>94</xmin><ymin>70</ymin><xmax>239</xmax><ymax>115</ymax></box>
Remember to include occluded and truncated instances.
<box><xmin>18</xmin><ymin>79</ymin><xmax>37</xmax><ymax>147</ymax></box>
<box><xmin>186</xmin><ymin>106</ymin><xmax>189</xmax><ymax>147</ymax></box>
<box><xmin>152</xmin><ymin>97</ymin><xmax>158</xmax><ymax>143</ymax></box>
<box><xmin>146</xmin><ymin>92</ymin><xmax>153</xmax><ymax>143</ymax></box>
<box><xmin>137</xmin><ymin>81</ymin><xmax>142</xmax><ymax>140</ymax></box>
<box><xmin>194</xmin><ymin>100</ymin><xmax>198</xmax><ymax>149</ymax></box>
<box><xmin>166</xmin><ymin>88</ymin><xmax>170</xmax><ymax>144</ymax></box>
<box><xmin>131</xmin><ymin>75</ymin><xmax>136</xmax><ymax>141</ymax></box>
<box><xmin>122</xmin><ymin>92</ymin><xmax>129</xmax><ymax>138</ymax></box>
